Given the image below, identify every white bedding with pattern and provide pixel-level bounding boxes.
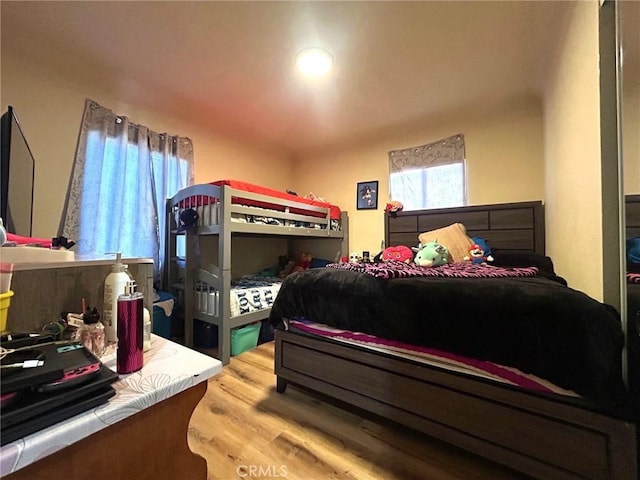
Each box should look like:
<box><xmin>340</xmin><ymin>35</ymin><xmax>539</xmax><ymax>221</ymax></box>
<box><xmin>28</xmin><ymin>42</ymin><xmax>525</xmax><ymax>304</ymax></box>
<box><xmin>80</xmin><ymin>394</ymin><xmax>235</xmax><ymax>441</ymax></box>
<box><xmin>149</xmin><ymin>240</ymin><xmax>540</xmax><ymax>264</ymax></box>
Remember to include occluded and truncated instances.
<box><xmin>230</xmin><ymin>281</ymin><xmax>282</xmax><ymax>317</ymax></box>
<box><xmin>195</xmin><ymin>276</ymin><xmax>282</xmax><ymax>318</ymax></box>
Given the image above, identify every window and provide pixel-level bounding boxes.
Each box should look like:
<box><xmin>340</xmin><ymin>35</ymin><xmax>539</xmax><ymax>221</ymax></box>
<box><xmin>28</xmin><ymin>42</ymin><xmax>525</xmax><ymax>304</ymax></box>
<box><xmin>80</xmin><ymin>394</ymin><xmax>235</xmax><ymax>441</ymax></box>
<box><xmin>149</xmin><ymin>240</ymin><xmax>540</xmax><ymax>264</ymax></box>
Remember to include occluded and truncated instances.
<box><xmin>60</xmin><ymin>99</ymin><xmax>193</xmax><ymax>283</ymax></box>
<box><xmin>150</xmin><ymin>148</ymin><xmax>190</xmax><ymax>262</ymax></box>
<box><xmin>389</xmin><ymin>134</ymin><xmax>466</xmax><ymax>210</ymax></box>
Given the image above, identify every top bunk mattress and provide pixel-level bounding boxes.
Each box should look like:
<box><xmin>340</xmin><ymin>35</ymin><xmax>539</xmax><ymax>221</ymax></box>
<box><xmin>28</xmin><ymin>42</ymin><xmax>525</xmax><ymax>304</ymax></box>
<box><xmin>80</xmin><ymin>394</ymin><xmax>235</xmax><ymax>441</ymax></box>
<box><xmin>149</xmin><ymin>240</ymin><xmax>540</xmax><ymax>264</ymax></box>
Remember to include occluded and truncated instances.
<box><xmin>212</xmin><ymin>179</ymin><xmax>342</xmax><ymax>220</ymax></box>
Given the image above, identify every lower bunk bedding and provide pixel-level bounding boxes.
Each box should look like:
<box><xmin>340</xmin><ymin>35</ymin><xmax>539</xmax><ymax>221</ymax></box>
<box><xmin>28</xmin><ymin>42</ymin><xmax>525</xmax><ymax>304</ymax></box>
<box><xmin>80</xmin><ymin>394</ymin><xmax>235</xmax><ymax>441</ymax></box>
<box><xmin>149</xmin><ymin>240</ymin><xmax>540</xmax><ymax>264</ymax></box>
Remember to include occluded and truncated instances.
<box><xmin>192</xmin><ymin>269</ymin><xmax>281</xmax><ymax>361</ymax></box>
<box><xmin>196</xmin><ymin>274</ymin><xmax>281</xmax><ymax>318</ymax></box>
<box><xmin>269</xmin><ymin>260</ymin><xmax>638</xmax><ymax>480</ymax></box>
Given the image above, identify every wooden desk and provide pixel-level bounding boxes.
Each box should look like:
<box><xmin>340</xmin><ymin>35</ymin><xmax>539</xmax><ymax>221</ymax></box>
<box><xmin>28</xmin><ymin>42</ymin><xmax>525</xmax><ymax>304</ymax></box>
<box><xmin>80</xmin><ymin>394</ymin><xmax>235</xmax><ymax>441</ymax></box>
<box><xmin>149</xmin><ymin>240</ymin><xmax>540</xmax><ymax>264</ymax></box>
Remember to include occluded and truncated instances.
<box><xmin>1</xmin><ymin>335</ymin><xmax>222</xmax><ymax>479</ymax></box>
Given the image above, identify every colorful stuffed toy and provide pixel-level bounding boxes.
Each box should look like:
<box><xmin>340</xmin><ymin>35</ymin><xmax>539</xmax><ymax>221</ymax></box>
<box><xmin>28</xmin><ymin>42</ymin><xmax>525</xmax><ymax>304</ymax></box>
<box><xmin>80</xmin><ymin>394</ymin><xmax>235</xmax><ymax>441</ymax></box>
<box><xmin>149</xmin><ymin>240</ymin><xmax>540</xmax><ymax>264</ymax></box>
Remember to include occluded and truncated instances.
<box><xmin>349</xmin><ymin>252</ymin><xmax>362</xmax><ymax>263</ymax></box>
<box><xmin>463</xmin><ymin>241</ymin><xmax>494</xmax><ymax>265</ymax></box>
<box><xmin>290</xmin><ymin>251</ymin><xmax>313</xmax><ymax>274</ymax></box>
<box><xmin>381</xmin><ymin>245</ymin><xmax>414</xmax><ymax>263</ymax></box>
<box><xmin>384</xmin><ymin>200</ymin><xmax>404</xmax><ymax>217</ymax></box>
<box><xmin>413</xmin><ymin>241</ymin><xmax>449</xmax><ymax>267</ymax></box>
<box><xmin>628</xmin><ymin>237</ymin><xmax>640</xmax><ymax>265</ymax></box>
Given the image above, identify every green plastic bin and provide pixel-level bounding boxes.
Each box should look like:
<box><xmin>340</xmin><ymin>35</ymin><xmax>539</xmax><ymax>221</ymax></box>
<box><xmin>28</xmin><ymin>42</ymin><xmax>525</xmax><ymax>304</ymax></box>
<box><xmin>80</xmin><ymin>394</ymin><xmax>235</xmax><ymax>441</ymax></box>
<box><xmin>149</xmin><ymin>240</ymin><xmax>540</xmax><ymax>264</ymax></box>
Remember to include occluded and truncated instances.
<box><xmin>231</xmin><ymin>322</ymin><xmax>261</xmax><ymax>356</ymax></box>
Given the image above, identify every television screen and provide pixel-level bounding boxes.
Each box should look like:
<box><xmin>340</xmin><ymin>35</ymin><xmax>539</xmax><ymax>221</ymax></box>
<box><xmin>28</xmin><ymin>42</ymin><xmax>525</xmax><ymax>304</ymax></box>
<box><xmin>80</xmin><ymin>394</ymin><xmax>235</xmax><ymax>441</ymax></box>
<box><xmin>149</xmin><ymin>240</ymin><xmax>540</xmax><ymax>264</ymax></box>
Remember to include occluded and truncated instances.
<box><xmin>1</xmin><ymin>106</ymin><xmax>35</xmax><ymax>237</ymax></box>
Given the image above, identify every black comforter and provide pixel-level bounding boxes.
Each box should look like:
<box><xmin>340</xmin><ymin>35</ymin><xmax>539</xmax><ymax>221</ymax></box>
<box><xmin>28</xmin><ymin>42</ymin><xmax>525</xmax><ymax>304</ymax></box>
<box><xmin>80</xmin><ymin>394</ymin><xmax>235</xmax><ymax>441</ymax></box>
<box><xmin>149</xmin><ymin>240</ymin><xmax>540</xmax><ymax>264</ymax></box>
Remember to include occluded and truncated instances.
<box><xmin>269</xmin><ymin>266</ymin><xmax>628</xmax><ymax>404</ymax></box>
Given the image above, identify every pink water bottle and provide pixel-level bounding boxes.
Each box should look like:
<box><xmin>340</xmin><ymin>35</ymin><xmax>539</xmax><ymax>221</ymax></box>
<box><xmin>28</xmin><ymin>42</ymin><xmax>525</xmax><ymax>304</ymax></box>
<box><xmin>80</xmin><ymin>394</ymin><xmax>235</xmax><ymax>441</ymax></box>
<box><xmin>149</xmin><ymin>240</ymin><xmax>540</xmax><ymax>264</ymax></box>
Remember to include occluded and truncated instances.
<box><xmin>116</xmin><ymin>280</ymin><xmax>144</xmax><ymax>374</ymax></box>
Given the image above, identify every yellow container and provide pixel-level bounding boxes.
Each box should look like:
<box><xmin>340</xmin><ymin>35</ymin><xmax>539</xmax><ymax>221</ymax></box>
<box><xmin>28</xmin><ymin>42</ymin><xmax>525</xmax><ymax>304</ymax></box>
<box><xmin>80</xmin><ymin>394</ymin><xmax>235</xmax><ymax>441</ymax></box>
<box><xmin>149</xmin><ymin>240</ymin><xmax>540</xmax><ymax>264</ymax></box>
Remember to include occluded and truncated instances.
<box><xmin>0</xmin><ymin>290</ymin><xmax>14</xmax><ymax>332</ymax></box>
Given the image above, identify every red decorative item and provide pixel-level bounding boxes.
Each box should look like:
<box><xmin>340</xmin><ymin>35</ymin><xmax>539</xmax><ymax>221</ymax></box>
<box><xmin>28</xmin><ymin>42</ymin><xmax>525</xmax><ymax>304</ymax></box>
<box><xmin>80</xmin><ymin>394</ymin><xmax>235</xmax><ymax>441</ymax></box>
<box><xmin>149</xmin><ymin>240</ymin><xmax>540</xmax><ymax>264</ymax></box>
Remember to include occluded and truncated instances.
<box><xmin>381</xmin><ymin>245</ymin><xmax>414</xmax><ymax>263</ymax></box>
<box><xmin>384</xmin><ymin>201</ymin><xmax>404</xmax><ymax>216</ymax></box>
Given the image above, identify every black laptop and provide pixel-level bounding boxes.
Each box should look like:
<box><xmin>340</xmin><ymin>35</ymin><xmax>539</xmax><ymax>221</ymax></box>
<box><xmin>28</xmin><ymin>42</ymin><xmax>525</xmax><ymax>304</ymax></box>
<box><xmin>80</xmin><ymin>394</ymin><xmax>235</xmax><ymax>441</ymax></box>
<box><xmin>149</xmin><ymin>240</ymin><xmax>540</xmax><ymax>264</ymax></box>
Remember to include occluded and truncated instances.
<box><xmin>1</xmin><ymin>340</ymin><xmax>102</xmax><ymax>394</ymax></box>
<box><xmin>0</xmin><ymin>386</ymin><xmax>116</xmax><ymax>445</ymax></box>
<box><xmin>0</xmin><ymin>340</ymin><xmax>120</xmax><ymax>445</ymax></box>
<box><xmin>1</xmin><ymin>365</ymin><xmax>119</xmax><ymax>430</ymax></box>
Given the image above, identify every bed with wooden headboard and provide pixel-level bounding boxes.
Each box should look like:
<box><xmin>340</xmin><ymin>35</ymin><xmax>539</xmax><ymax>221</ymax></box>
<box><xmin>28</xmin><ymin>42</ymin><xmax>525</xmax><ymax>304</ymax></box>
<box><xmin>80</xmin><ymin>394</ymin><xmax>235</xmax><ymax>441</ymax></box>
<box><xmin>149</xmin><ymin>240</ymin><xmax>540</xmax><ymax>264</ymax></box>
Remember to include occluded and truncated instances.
<box><xmin>626</xmin><ymin>194</ymin><xmax>640</xmax><ymax>420</ymax></box>
<box><xmin>270</xmin><ymin>200</ymin><xmax>637</xmax><ymax>480</ymax></box>
<box><xmin>385</xmin><ymin>200</ymin><xmax>545</xmax><ymax>255</ymax></box>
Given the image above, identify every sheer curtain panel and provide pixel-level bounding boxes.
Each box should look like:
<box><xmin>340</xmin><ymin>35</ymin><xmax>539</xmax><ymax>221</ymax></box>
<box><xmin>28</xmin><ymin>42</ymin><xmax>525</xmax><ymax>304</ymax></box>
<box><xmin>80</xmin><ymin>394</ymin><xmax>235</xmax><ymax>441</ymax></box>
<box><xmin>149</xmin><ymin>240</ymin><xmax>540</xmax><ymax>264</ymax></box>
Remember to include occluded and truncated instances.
<box><xmin>60</xmin><ymin>99</ymin><xmax>193</xmax><ymax>282</ymax></box>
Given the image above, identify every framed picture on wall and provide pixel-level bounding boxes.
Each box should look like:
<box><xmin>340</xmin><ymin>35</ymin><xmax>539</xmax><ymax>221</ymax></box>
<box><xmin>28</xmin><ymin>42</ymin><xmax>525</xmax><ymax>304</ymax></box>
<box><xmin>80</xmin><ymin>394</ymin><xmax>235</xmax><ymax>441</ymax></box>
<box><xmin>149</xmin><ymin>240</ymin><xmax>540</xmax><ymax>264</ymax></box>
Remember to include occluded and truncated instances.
<box><xmin>357</xmin><ymin>181</ymin><xmax>378</xmax><ymax>210</ymax></box>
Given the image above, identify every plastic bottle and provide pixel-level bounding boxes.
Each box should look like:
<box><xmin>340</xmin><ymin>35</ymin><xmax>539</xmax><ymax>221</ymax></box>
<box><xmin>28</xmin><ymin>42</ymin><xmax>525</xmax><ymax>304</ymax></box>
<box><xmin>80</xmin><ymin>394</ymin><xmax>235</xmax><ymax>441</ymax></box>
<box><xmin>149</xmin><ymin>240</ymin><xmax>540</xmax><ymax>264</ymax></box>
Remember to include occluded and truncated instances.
<box><xmin>143</xmin><ymin>307</ymin><xmax>151</xmax><ymax>352</ymax></box>
<box><xmin>103</xmin><ymin>253</ymin><xmax>131</xmax><ymax>343</ymax></box>
<box><xmin>117</xmin><ymin>280</ymin><xmax>144</xmax><ymax>374</ymax></box>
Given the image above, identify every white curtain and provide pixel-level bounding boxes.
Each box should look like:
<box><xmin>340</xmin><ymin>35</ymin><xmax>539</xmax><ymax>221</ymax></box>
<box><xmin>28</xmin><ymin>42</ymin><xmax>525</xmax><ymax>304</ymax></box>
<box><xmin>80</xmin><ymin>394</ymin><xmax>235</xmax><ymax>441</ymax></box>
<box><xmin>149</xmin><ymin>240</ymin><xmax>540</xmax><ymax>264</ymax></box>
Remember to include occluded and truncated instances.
<box><xmin>60</xmin><ymin>99</ymin><xmax>193</xmax><ymax>282</ymax></box>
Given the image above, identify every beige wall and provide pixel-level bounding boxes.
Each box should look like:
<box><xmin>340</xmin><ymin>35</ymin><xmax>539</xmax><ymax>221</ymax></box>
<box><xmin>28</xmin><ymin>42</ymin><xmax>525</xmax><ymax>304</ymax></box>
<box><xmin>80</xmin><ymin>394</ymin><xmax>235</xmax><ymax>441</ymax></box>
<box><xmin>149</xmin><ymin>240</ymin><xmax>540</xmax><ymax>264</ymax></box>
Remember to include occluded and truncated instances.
<box><xmin>292</xmin><ymin>96</ymin><xmax>545</xmax><ymax>257</ymax></box>
<box><xmin>1</xmin><ymin>48</ymin><xmax>292</xmax><ymax>239</ymax></box>
<box><xmin>543</xmin><ymin>1</ymin><xmax>603</xmax><ymax>300</ymax></box>
<box><xmin>1</xmin><ymin>2</ymin><xmax>624</xmax><ymax>305</ymax></box>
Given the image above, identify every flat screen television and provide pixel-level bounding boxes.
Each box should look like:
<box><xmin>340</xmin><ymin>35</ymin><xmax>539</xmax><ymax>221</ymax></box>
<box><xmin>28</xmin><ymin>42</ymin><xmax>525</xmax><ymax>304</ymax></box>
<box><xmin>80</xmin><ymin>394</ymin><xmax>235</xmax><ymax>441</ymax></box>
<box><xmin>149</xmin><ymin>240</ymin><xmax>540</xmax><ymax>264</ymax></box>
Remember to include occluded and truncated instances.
<box><xmin>1</xmin><ymin>106</ymin><xmax>35</xmax><ymax>237</ymax></box>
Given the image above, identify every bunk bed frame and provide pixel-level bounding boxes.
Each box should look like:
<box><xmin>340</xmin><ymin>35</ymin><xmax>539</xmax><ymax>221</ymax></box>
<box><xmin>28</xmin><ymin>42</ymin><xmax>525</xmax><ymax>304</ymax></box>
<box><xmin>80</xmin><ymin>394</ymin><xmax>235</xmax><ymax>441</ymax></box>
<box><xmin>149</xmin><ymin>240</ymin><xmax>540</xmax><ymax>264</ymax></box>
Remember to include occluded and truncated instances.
<box><xmin>274</xmin><ymin>200</ymin><xmax>638</xmax><ymax>480</ymax></box>
<box><xmin>166</xmin><ymin>183</ymin><xmax>348</xmax><ymax>365</ymax></box>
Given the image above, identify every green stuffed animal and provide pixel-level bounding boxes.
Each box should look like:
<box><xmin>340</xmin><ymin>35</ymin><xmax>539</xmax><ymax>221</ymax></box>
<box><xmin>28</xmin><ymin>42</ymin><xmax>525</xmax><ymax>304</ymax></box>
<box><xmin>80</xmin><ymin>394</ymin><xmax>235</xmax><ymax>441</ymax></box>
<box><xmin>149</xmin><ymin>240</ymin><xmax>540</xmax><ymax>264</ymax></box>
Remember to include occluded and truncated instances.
<box><xmin>413</xmin><ymin>241</ymin><xmax>449</xmax><ymax>267</ymax></box>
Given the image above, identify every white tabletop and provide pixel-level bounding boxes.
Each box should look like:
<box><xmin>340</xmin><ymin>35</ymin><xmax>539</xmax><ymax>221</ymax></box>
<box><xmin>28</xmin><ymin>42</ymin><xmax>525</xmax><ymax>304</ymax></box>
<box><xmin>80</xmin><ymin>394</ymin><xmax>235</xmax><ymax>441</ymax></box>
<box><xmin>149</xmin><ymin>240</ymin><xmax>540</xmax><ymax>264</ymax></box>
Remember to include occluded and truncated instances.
<box><xmin>0</xmin><ymin>335</ymin><xmax>222</xmax><ymax>476</ymax></box>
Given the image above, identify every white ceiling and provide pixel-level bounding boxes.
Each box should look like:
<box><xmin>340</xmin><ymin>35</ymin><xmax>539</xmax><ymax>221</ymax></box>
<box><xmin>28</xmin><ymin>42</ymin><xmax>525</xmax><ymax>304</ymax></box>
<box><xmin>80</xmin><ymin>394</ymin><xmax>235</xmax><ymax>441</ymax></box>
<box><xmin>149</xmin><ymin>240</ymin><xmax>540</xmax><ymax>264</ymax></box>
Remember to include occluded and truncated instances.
<box><xmin>2</xmin><ymin>1</ymin><xmax>571</xmax><ymax>157</ymax></box>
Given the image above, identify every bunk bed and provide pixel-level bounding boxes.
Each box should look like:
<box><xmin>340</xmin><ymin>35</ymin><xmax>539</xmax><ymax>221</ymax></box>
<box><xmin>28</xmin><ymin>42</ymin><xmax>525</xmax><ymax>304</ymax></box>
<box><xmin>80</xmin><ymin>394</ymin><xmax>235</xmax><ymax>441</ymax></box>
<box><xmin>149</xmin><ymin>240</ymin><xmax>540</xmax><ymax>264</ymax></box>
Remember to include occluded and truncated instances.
<box><xmin>270</xmin><ymin>200</ymin><xmax>638</xmax><ymax>480</ymax></box>
<box><xmin>165</xmin><ymin>180</ymin><xmax>348</xmax><ymax>365</ymax></box>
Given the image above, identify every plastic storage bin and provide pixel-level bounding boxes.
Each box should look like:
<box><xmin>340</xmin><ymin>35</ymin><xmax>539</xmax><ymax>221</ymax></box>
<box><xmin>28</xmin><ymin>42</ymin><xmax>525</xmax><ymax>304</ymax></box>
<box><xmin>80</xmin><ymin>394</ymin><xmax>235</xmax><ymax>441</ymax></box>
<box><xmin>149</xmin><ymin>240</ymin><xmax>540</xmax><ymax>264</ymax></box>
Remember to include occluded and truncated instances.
<box><xmin>194</xmin><ymin>319</ymin><xmax>218</xmax><ymax>349</ymax></box>
<box><xmin>0</xmin><ymin>290</ymin><xmax>14</xmax><ymax>332</ymax></box>
<box><xmin>152</xmin><ymin>291</ymin><xmax>177</xmax><ymax>339</ymax></box>
<box><xmin>231</xmin><ymin>322</ymin><xmax>261</xmax><ymax>356</ymax></box>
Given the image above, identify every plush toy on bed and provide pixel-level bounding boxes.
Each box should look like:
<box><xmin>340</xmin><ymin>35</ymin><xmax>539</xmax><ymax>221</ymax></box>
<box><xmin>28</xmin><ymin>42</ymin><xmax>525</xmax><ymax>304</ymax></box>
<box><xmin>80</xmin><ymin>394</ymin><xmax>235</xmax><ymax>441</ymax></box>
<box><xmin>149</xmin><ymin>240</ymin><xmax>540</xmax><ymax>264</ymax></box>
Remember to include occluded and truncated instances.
<box><xmin>290</xmin><ymin>251</ymin><xmax>313</xmax><ymax>274</ymax></box>
<box><xmin>463</xmin><ymin>238</ymin><xmax>494</xmax><ymax>265</ymax></box>
<box><xmin>413</xmin><ymin>241</ymin><xmax>449</xmax><ymax>267</ymax></box>
<box><xmin>278</xmin><ymin>255</ymin><xmax>296</xmax><ymax>278</ymax></box>
<box><xmin>628</xmin><ymin>237</ymin><xmax>640</xmax><ymax>265</ymax></box>
<box><xmin>380</xmin><ymin>245</ymin><xmax>414</xmax><ymax>263</ymax></box>
<box><xmin>384</xmin><ymin>200</ymin><xmax>404</xmax><ymax>218</ymax></box>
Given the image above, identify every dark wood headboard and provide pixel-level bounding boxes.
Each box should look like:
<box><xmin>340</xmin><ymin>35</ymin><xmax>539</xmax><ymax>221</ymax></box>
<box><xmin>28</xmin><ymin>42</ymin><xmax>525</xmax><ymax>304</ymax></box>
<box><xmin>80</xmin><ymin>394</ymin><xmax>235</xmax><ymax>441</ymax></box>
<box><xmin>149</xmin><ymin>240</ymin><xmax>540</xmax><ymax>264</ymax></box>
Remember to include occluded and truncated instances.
<box><xmin>627</xmin><ymin>194</ymin><xmax>640</xmax><ymax>239</ymax></box>
<box><xmin>385</xmin><ymin>201</ymin><xmax>545</xmax><ymax>255</ymax></box>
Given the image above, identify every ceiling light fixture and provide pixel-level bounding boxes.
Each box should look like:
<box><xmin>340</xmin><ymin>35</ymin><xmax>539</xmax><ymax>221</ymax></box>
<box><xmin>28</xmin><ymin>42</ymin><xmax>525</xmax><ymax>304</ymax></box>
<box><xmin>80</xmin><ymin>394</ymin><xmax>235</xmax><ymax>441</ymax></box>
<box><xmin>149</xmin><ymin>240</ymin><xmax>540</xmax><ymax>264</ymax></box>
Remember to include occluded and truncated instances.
<box><xmin>296</xmin><ymin>47</ymin><xmax>333</xmax><ymax>78</ymax></box>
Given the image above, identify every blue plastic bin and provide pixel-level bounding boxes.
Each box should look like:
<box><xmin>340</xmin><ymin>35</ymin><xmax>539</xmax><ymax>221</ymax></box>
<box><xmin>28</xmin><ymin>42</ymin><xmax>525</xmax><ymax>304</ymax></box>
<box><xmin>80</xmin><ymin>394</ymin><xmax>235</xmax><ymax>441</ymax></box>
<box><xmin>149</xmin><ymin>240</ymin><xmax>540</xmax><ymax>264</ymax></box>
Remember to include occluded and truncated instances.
<box><xmin>152</xmin><ymin>291</ymin><xmax>178</xmax><ymax>339</ymax></box>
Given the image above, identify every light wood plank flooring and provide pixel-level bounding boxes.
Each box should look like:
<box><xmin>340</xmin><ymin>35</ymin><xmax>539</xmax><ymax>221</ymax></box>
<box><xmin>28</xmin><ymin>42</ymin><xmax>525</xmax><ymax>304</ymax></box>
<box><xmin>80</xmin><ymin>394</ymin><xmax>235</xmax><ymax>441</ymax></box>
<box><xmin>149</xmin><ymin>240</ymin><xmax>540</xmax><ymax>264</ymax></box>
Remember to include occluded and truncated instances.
<box><xmin>189</xmin><ymin>341</ymin><xmax>530</xmax><ymax>480</ymax></box>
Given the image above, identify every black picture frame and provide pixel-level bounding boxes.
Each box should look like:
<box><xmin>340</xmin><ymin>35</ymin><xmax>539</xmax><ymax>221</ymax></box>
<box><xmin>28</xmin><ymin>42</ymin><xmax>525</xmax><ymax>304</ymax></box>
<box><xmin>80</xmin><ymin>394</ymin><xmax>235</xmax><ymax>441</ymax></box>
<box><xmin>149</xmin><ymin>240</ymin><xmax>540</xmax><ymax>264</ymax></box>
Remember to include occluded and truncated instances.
<box><xmin>357</xmin><ymin>181</ymin><xmax>378</xmax><ymax>210</ymax></box>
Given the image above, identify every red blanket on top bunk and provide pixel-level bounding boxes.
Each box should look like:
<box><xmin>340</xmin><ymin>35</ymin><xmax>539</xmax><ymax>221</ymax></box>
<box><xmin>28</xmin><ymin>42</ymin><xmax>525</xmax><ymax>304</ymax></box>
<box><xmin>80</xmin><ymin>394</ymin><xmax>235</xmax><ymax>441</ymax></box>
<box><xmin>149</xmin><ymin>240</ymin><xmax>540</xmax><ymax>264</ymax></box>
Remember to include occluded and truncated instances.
<box><xmin>213</xmin><ymin>179</ymin><xmax>341</xmax><ymax>220</ymax></box>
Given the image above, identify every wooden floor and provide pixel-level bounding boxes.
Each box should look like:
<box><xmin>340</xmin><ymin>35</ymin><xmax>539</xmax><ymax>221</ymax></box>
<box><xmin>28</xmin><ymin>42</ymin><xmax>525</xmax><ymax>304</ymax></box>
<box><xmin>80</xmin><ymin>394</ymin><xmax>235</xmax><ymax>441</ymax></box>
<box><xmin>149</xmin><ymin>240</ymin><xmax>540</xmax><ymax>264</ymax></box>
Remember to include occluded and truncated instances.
<box><xmin>188</xmin><ymin>342</ymin><xmax>530</xmax><ymax>480</ymax></box>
